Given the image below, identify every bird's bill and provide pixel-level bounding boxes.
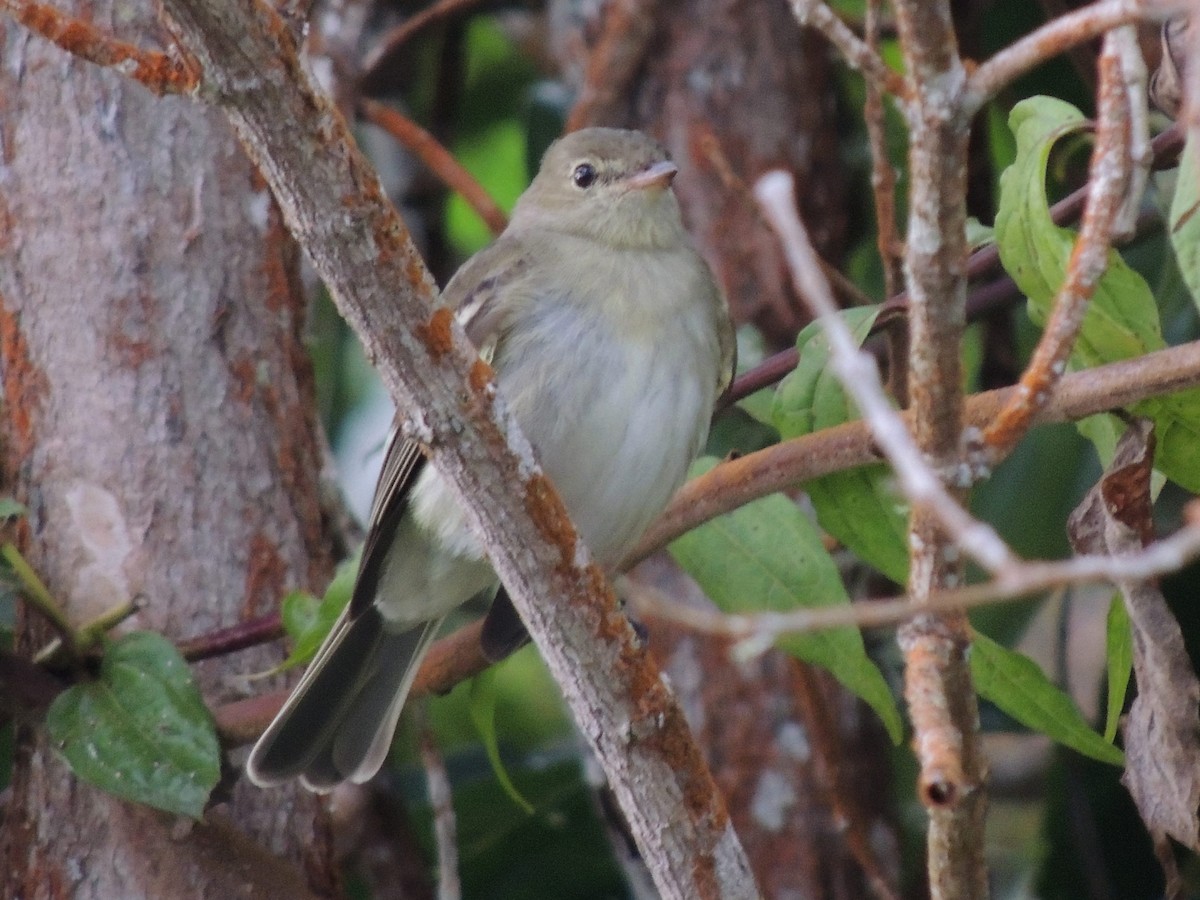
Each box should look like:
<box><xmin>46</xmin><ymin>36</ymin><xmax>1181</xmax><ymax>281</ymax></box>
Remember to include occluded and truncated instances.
<box><xmin>624</xmin><ymin>160</ymin><xmax>679</xmax><ymax>192</ymax></box>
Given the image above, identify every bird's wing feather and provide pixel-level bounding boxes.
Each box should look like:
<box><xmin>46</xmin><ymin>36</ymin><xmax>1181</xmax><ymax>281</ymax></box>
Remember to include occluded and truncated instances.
<box><xmin>349</xmin><ymin>236</ymin><xmax>531</xmax><ymax>619</ymax></box>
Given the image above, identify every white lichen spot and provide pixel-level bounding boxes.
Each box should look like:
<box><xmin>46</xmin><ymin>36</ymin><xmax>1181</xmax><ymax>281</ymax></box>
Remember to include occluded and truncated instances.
<box><xmin>776</xmin><ymin>722</ymin><xmax>810</xmax><ymax>762</ymax></box>
<box><xmin>750</xmin><ymin>769</ymin><xmax>796</xmax><ymax>832</ymax></box>
<box><xmin>65</xmin><ymin>482</ymin><xmax>133</xmax><ymax>617</ymax></box>
<box><xmin>1051</xmin><ymin>359</ymin><xmax>1067</xmax><ymax>376</ymax></box>
<box><xmin>245</xmin><ymin>189</ymin><xmax>271</xmax><ymax>232</ymax></box>
<box><xmin>572</xmin><ymin>539</ymin><xmax>590</xmax><ymax>570</ymax></box>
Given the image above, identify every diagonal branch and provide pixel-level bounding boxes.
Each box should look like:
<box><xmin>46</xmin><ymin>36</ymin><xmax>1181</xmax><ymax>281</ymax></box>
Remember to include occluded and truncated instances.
<box><xmin>787</xmin><ymin>0</ymin><xmax>907</xmax><ymax>99</ymax></box>
<box><xmin>982</xmin><ymin>34</ymin><xmax>1132</xmax><ymax>458</ymax></box>
<box><xmin>152</xmin><ymin>0</ymin><xmax>756</xmax><ymax>895</ymax></box>
<box><xmin>964</xmin><ymin>0</ymin><xmax>1152</xmax><ymax>116</ymax></box>
<box><xmin>754</xmin><ymin>172</ymin><xmax>1016</xmax><ymax>575</ymax></box>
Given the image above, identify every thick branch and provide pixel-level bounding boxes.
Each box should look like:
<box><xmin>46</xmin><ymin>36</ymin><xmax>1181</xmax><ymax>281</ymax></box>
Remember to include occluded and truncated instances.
<box><xmin>157</xmin><ymin>0</ymin><xmax>755</xmax><ymax>895</ymax></box>
<box><xmin>890</xmin><ymin>0</ymin><xmax>988</xmax><ymax>892</ymax></box>
<box><xmin>632</xmin><ymin>340</ymin><xmax>1200</xmax><ymax>565</ymax></box>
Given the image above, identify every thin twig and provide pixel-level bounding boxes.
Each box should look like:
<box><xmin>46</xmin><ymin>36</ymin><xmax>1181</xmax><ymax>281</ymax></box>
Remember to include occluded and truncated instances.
<box><xmin>359</xmin><ymin>0</ymin><xmax>485</xmax><ymax>92</ymax></box>
<box><xmin>754</xmin><ymin>172</ymin><xmax>1016</xmax><ymax>575</ymax></box>
<box><xmin>963</xmin><ymin>0</ymin><xmax>1150</xmax><ymax>116</ymax></box>
<box><xmin>178</xmin><ymin>612</ymin><xmax>284</xmax><ymax>662</ymax></box>
<box><xmin>0</xmin><ymin>0</ymin><xmax>198</xmax><ymax>94</ymax></box>
<box><xmin>3</xmin><ymin>543</ymin><xmax>78</xmax><ymax>662</ymax></box>
<box><xmin>629</xmin><ymin>502</ymin><xmax>1200</xmax><ymax>640</ymax></box>
<box><xmin>982</xmin><ymin>36</ymin><xmax>1132</xmax><ymax>459</ymax></box>
<box><xmin>419</xmin><ymin>711</ymin><xmax>462</xmax><ymax>900</ymax></box>
<box><xmin>724</xmin><ymin>124</ymin><xmax>1183</xmax><ymax>408</ymax></box>
<box><xmin>359</xmin><ymin>99</ymin><xmax>508</xmax><ymax>236</ymax></box>
<box><xmin>786</xmin><ymin>664</ymin><xmax>902</xmax><ymax>900</ymax></box>
<box><xmin>787</xmin><ymin>0</ymin><xmax>908</xmax><ymax>99</ymax></box>
<box><xmin>564</xmin><ymin>0</ymin><xmax>662</xmax><ymax>131</ymax></box>
<box><xmin>632</xmin><ymin>339</ymin><xmax>1200</xmax><ymax>567</ymax></box>
<box><xmin>864</xmin><ymin>0</ymin><xmax>903</xmax><ymax>302</ymax></box>
<box><xmin>1111</xmin><ymin>26</ymin><xmax>1152</xmax><ymax>238</ymax></box>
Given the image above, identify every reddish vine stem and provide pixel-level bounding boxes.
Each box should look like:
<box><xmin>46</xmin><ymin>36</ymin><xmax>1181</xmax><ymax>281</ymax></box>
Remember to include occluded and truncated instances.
<box><xmin>359</xmin><ymin>98</ymin><xmax>509</xmax><ymax>236</ymax></box>
<box><xmin>359</xmin><ymin>0</ymin><xmax>485</xmax><ymax>93</ymax></box>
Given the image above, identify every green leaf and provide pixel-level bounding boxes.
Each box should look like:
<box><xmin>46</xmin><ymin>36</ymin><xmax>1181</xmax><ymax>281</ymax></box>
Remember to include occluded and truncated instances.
<box><xmin>772</xmin><ymin>308</ymin><xmax>910</xmax><ymax>582</ymax></box>
<box><xmin>670</xmin><ymin>458</ymin><xmax>903</xmax><ymax>743</ymax></box>
<box><xmin>995</xmin><ymin>96</ymin><xmax>1200</xmax><ymax>492</ymax></box>
<box><xmin>469</xmin><ymin>666</ymin><xmax>534</xmax><ymax>814</ymax></box>
<box><xmin>0</xmin><ymin>498</ymin><xmax>26</xmax><ymax>519</ymax></box>
<box><xmin>971</xmin><ymin>629</ymin><xmax>1123</xmax><ymax>766</ymax></box>
<box><xmin>1104</xmin><ymin>594</ymin><xmax>1133</xmax><ymax>743</ymax></box>
<box><xmin>1169</xmin><ymin>134</ymin><xmax>1200</xmax><ymax>312</ymax></box>
<box><xmin>46</xmin><ymin>632</ymin><xmax>220</xmax><ymax>818</ymax></box>
<box><xmin>276</xmin><ymin>554</ymin><xmax>358</xmax><ymax>672</ymax></box>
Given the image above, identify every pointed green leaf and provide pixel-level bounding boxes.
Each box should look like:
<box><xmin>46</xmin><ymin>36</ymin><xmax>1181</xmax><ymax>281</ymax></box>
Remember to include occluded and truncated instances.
<box><xmin>1104</xmin><ymin>594</ymin><xmax>1133</xmax><ymax>743</ymax></box>
<box><xmin>1169</xmin><ymin>134</ymin><xmax>1200</xmax><ymax>312</ymax></box>
<box><xmin>469</xmin><ymin>666</ymin><xmax>534</xmax><ymax>814</ymax></box>
<box><xmin>0</xmin><ymin>498</ymin><xmax>27</xmax><ymax>519</ymax></box>
<box><xmin>670</xmin><ymin>458</ymin><xmax>903</xmax><ymax>743</ymax></box>
<box><xmin>276</xmin><ymin>553</ymin><xmax>358</xmax><ymax>671</ymax></box>
<box><xmin>46</xmin><ymin>632</ymin><xmax>220</xmax><ymax>818</ymax></box>
<box><xmin>971</xmin><ymin>629</ymin><xmax>1123</xmax><ymax>765</ymax></box>
<box><xmin>995</xmin><ymin>96</ymin><xmax>1200</xmax><ymax>491</ymax></box>
<box><xmin>772</xmin><ymin>308</ymin><xmax>909</xmax><ymax>582</ymax></box>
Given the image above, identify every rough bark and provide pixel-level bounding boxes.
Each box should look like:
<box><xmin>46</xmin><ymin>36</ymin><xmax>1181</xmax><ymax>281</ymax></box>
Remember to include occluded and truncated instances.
<box><xmin>154</xmin><ymin>0</ymin><xmax>759</xmax><ymax>894</ymax></box>
<box><xmin>0</xmin><ymin>2</ymin><xmax>339</xmax><ymax>896</ymax></box>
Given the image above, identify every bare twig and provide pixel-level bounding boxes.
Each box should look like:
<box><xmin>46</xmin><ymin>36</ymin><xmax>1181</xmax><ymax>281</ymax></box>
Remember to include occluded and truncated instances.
<box><xmin>359</xmin><ymin>0</ymin><xmax>485</xmax><ymax>92</ymax></box>
<box><xmin>754</xmin><ymin>172</ymin><xmax>1015</xmax><ymax>575</ymax></box>
<box><xmin>1111</xmin><ymin>26</ymin><xmax>1152</xmax><ymax>237</ymax></box>
<box><xmin>787</xmin><ymin>0</ymin><xmax>908</xmax><ymax>99</ymax></box>
<box><xmin>887</xmin><ymin>0</ymin><xmax>989</xmax><ymax>890</ymax></box>
<box><xmin>786</xmin><ymin>664</ymin><xmax>902</xmax><ymax>900</ymax></box>
<box><xmin>629</xmin><ymin>501</ymin><xmax>1200</xmax><ymax>640</ymax></box>
<box><xmin>982</xmin><ymin>36</ymin><xmax>1132</xmax><ymax>459</ymax></box>
<box><xmin>864</xmin><ymin>0</ymin><xmax>903</xmax><ymax>303</ymax></box>
<box><xmin>964</xmin><ymin>0</ymin><xmax>1150</xmax><ymax>116</ymax></box>
<box><xmin>564</xmin><ymin>0</ymin><xmax>662</xmax><ymax>131</ymax></box>
<box><xmin>420</xmin><ymin>713</ymin><xmax>462</xmax><ymax>900</ymax></box>
<box><xmin>179</xmin><ymin>612</ymin><xmax>284</xmax><ymax>662</ymax></box>
<box><xmin>633</xmin><ymin>339</ymin><xmax>1200</xmax><ymax>567</ymax></box>
<box><xmin>359</xmin><ymin>99</ymin><xmax>509</xmax><ymax>236</ymax></box>
<box><xmin>724</xmin><ymin>122</ymin><xmax>1179</xmax><ymax>409</ymax></box>
<box><xmin>0</xmin><ymin>0</ymin><xmax>198</xmax><ymax>94</ymax></box>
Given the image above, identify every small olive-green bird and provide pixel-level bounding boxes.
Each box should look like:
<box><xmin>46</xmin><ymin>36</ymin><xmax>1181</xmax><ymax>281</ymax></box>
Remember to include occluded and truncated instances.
<box><xmin>246</xmin><ymin>127</ymin><xmax>735</xmax><ymax>791</ymax></box>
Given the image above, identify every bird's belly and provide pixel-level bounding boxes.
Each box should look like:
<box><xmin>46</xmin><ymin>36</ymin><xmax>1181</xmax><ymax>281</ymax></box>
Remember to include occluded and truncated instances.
<box><xmin>527</xmin><ymin>346</ymin><xmax>709</xmax><ymax>565</ymax></box>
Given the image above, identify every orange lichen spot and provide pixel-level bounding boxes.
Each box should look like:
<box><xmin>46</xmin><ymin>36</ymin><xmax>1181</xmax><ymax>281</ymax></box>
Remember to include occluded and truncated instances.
<box><xmin>242</xmin><ymin>532</ymin><xmax>287</xmax><ymax>619</ymax></box>
<box><xmin>468</xmin><ymin>358</ymin><xmax>494</xmax><ymax>395</ymax></box>
<box><xmin>417</xmin><ymin>306</ymin><xmax>455</xmax><ymax>362</ymax></box>
<box><xmin>523</xmin><ymin>473</ymin><xmax>578</xmax><ymax>569</ymax></box>
<box><xmin>228</xmin><ymin>356</ymin><xmax>258</xmax><ymax>405</ymax></box>
<box><xmin>261</xmin><ymin>217</ymin><xmax>298</xmax><ymax>314</ymax></box>
<box><xmin>0</xmin><ymin>297</ymin><xmax>48</xmax><ymax>463</ymax></box>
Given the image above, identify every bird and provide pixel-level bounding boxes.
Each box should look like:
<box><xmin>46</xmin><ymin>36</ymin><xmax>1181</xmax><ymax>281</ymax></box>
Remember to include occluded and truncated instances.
<box><xmin>246</xmin><ymin>127</ymin><xmax>735</xmax><ymax>791</ymax></box>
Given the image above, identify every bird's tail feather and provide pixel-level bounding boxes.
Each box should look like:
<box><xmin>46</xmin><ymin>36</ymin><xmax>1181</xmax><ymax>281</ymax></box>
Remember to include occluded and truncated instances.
<box><xmin>246</xmin><ymin>606</ymin><xmax>444</xmax><ymax>791</ymax></box>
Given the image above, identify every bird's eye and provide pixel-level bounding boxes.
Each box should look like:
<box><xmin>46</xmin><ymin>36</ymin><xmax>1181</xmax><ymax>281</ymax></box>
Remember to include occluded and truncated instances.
<box><xmin>572</xmin><ymin>163</ymin><xmax>597</xmax><ymax>189</ymax></box>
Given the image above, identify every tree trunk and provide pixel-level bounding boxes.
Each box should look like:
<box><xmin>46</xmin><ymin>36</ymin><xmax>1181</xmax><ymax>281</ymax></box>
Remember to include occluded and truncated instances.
<box><xmin>0</xmin><ymin>3</ymin><xmax>339</xmax><ymax>896</ymax></box>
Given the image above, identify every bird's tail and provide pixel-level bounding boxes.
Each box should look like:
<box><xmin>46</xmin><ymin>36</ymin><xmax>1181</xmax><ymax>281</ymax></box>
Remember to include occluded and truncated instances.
<box><xmin>246</xmin><ymin>607</ymin><xmax>444</xmax><ymax>791</ymax></box>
